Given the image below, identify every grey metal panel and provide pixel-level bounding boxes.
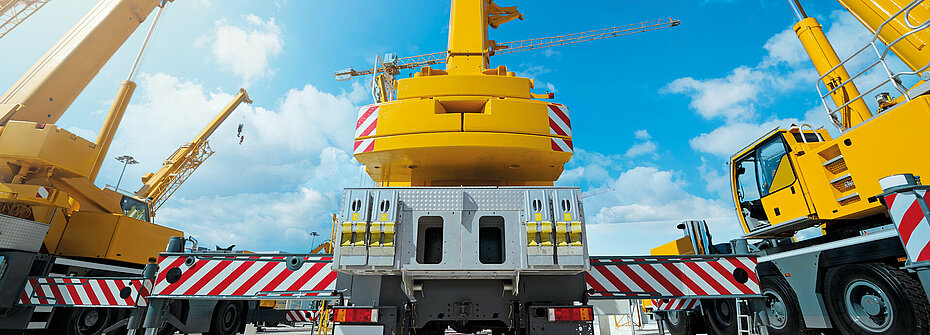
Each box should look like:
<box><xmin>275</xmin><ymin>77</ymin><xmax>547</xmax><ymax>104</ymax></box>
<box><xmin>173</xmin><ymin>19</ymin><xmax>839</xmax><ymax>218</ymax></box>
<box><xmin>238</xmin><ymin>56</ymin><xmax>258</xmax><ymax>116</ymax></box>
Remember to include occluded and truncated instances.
<box><xmin>369</xmin><ymin>190</ymin><xmax>398</xmax><ymax>267</ymax></box>
<box><xmin>0</xmin><ymin>214</ymin><xmax>49</xmax><ymax>253</ymax></box>
<box><xmin>397</xmin><ymin>188</ymin><xmax>463</xmax><ymax>211</ymax></box>
<box><xmin>342</xmin><ymin>189</ymin><xmax>373</xmax><ymax>222</ymax></box>
<box><xmin>337</xmin><ymin>187</ymin><xmax>587</xmax><ymax>276</ymax></box>
<box><xmin>770</xmin><ymin>253</ymin><xmax>832</xmax><ymax>329</ymax></box>
<box><xmin>466</xmin><ymin>189</ymin><xmax>524</xmax><ymax>211</ymax></box>
<box><xmin>525</xmin><ymin>189</ymin><xmax>554</xmax><ymax>267</ymax></box>
<box><xmin>553</xmin><ymin>189</ymin><xmax>585</xmax><ymax>266</ymax></box>
<box><xmin>340</xmin><ymin>189</ymin><xmax>372</xmax><ymax>266</ymax></box>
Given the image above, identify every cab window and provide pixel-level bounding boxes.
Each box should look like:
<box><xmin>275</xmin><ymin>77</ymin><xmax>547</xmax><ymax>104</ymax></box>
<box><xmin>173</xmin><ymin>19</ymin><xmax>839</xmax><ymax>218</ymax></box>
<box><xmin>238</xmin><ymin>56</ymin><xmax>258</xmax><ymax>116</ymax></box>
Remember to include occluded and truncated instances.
<box><xmin>756</xmin><ymin>136</ymin><xmax>795</xmax><ymax>196</ymax></box>
<box><xmin>121</xmin><ymin>196</ymin><xmax>151</xmax><ymax>222</ymax></box>
<box><xmin>735</xmin><ymin>158</ymin><xmax>760</xmax><ymax>203</ymax></box>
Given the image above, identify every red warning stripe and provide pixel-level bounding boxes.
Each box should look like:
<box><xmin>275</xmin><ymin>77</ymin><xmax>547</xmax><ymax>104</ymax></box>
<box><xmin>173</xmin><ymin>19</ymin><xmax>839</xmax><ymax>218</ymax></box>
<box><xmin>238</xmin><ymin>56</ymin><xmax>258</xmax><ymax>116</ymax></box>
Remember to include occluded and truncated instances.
<box><xmin>586</xmin><ymin>256</ymin><xmax>760</xmax><ymax>299</ymax></box>
<box><xmin>152</xmin><ymin>255</ymin><xmax>336</xmax><ymax>298</ymax></box>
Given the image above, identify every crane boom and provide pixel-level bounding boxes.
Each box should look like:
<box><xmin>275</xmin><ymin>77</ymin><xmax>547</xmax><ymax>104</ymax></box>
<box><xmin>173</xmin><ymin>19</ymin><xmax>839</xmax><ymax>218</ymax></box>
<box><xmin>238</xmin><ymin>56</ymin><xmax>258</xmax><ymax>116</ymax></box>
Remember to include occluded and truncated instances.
<box><xmin>0</xmin><ymin>0</ymin><xmax>168</xmax><ymax>126</ymax></box>
<box><xmin>494</xmin><ymin>17</ymin><xmax>680</xmax><ymax>55</ymax></box>
<box><xmin>334</xmin><ymin>18</ymin><xmax>680</xmax><ymax>79</ymax></box>
<box><xmin>136</xmin><ymin>88</ymin><xmax>251</xmax><ymax>214</ymax></box>
<box><xmin>0</xmin><ymin>0</ymin><xmax>52</xmax><ymax>39</ymax></box>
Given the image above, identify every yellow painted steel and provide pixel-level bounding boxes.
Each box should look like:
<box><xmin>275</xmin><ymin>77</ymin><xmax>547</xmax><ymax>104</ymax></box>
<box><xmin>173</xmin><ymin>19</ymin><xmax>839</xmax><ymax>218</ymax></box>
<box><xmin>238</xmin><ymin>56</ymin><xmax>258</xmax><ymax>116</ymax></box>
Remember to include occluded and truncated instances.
<box><xmin>0</xmin><ymin>0</ymin><xmax>168</xmax><ymax>125</ymax></box>
<box><xmin>136</xmin><ymin>89</ymin><xmax>251</xmax><ymax>214</ymax></box>
<box><xmin>730</xmin><ymin>96</ymin><xmax>930</xmax><ymax>235</ymax></box>
<box><xmin>650</xmin><ymin>237</ymin><xmax>696</xmax><ymax>256</ymax></box>
<box><xmin>0</xmin><ymin>0</ymin><xmax>216</xmax><ymax>267</ymax></box>
<box><xmin>794</xmin><ymin>17</ymin><xmax>872</xmax><ymax>129</ymax></box>
<box><xmin>55</xmin><ymin>211</ymin><xmax>182</xmax><ymax>264</ymax></box>
<box><xmin>837</xmin><ymin>0</ymin><xmax>930</xmax><ymax>73</ymax></box>
<box><xmin>90</xmin><ymin>80</ymin><xmax>136</xmax><ymax>181</ymax></box>
<box><xmin>0</xmin><ymin>122</ymin><xmax>98</xmax><ymax>179</ymax></box>
<box><xmin>354</xmin><ymin>0</ymin><xmax>571</xmax><ymax>186</ymax></box>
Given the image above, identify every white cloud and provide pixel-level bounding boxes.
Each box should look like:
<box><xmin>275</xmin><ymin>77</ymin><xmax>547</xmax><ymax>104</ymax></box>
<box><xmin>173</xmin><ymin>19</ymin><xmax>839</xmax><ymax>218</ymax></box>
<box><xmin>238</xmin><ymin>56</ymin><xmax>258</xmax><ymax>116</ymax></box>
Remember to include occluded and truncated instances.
<box><xmin>157</xmin><ymin>147</ymin><xmax>364</xmax><ymax>252</ymax></box>
<box><xmin>591</xmin><ymin>167</ymin><xmax>732</xmax><ymax>225</ymax></box>
<box><xmin>661</xmin><ymin>11</ymin><xmax>880</xmax><ymax>123</ymax></box>
<box><xmin>543</xmin><ymin>48</ymin><xmax>561</xmax><ymax>58</ymax></box>
<box><xmin>205</xmin><ymin>14</ymin><xmax>284</xmax><ymax>85</ymax></box>
<box><xmin>624</xmin><ymin>129</ymin><xmax>658</xmax><ymax>159</ymax></box>
<box><xmin>624</xmin><ymin>141</ymin><xmax>657</xmax><ymax>158</ymax></box>
<box><xmin>689</xmin><ymin>119</ymin><xmax>797</xmax><ymax>157</ymax></box>
<box><xmin>101</xmin><ymin>73</ymin><xmax>368</xmax><ymax>252</ymax></box>
<box><xmin>664</xmin><ymin>66</ymin><xmax>768</xmax><ymax>121</ymax></box>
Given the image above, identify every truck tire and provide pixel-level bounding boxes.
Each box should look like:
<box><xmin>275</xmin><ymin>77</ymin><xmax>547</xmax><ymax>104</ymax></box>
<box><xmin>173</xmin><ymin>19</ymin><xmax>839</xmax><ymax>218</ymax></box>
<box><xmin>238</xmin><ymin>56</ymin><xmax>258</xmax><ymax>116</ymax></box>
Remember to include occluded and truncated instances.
<box><xmin>760</xmin><ymin>276</ymin><xmax>816</xmax><ymax>335</ymax></box>
<box><xmin>702</xmin><ymin>299</ymin><xmax>737</xmax><ymax>334</ymax></box>
<box><xmin>49</xmin><ymin>308</ymin><xmax>115</xmax><ymax>335</ymax></box>
<box><xmin>824</xmin><ymin>263</ymin><xmax>930</xmax><ymax>334</ymax></box>
<box><xmin>205</xmin><ymin>301</ymin><xmax>245</xmax><ymax>335</ymax></box>
<box><xmin>662</xmin><ymin>310</ymin><xmax>696</xmax><ymax>335</ymax></box>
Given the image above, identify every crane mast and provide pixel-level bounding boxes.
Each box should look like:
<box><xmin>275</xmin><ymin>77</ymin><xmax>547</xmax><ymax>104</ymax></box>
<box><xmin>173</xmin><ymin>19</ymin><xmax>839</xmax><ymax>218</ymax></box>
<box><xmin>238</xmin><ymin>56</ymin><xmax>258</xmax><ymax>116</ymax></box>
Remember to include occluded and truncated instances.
<box><xmin>336</xmin><ymin>18</ymin><xmax>680</xmax><ymax>103</ymax></box>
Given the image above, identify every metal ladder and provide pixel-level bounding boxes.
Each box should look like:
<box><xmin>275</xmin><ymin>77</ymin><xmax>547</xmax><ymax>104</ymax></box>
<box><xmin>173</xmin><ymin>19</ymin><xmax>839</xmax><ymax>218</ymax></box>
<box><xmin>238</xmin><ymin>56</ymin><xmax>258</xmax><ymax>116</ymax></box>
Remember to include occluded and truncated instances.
<box><xmin>735</xmin><ymin>299</ymin><xmax>768</xmax><ymax>335</ymax></box>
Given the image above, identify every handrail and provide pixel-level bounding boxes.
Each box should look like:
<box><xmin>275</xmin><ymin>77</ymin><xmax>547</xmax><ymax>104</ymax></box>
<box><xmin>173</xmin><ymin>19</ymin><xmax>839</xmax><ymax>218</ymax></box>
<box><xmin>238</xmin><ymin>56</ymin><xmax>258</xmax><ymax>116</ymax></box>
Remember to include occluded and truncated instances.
<box><xmin>815</xmin><ymin>0</ymin><xmax>930</xmax><ymax>131</ymax></box>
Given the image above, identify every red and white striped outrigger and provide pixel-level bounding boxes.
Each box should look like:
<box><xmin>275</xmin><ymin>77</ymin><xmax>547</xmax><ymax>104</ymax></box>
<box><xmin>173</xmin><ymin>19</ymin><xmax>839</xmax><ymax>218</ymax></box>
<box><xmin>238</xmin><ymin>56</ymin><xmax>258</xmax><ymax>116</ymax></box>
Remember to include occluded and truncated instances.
<box><xmin>150</xmin><ymin>254</ymin><xmax>336</xmax><ymax>299</ymax></box>
<box><xmin>586</xmin><ymin>255</ymin><xmax>761</xmax><ymax>312</ymax></box>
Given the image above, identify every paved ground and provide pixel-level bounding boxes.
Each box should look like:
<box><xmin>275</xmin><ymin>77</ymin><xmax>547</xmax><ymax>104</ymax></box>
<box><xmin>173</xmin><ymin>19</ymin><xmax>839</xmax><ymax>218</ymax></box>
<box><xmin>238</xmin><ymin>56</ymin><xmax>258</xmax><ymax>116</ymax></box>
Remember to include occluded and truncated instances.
<box><xmin>249</xmin><ymin>321</ymin><xmax>668</xmax><ymax>334</ymax></box>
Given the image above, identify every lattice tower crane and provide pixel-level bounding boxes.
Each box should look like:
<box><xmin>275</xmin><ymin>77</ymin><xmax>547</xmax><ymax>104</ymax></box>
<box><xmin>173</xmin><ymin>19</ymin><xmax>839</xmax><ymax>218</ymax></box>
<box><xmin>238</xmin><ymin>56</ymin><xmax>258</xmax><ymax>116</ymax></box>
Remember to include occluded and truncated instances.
<box><xmin>336</xmin><ymin>17</ymin><xmax>680</xmax><ymax>103</ymax></box>
<box><xmin>0</xmin><ymin>0</ymin><xmax>51</xmax><ymax>39</ymax></box>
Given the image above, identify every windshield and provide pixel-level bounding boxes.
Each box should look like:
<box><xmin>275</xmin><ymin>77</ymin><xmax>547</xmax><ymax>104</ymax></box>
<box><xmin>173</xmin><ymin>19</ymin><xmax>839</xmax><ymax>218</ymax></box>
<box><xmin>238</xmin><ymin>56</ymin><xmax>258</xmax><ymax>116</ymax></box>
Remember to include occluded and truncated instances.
<box><xmin>756</xmin><ymin>137</ymin><xmax>791</xmax><ymax>196</ymax></box>
<box><xmin>120</xmin><ymin>196</ymin><xmax>151</xmax><ymax>222</ymax></box>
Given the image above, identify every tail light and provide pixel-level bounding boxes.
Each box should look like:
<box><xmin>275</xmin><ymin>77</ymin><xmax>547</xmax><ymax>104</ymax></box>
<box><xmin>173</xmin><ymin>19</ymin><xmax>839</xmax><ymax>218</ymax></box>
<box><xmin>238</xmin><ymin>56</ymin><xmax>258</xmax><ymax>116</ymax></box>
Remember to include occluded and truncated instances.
<box><xmin>332</xmin><ymin>307</ymin><xmax>379</xmax><ymax>323</ymax></box>
<box><xmin>547</xmin><ymin>307</ymin><xmax>593</xmax><ymax>322</ymax></box>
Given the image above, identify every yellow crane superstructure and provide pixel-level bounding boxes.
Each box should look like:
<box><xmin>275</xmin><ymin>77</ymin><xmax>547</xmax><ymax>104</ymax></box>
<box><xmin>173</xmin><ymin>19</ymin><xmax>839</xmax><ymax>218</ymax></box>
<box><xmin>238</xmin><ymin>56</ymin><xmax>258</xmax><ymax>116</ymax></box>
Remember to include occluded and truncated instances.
<box><xmin>338</xmin><ymin>4</ymin><xmax>678</xmax><ymax>187</ymax></box>
<box><xmin>651</xmin><ymin>1</ymin><xmax>930</xmax><ymax>334</ymax></box>
<box><xmin>732</xmin><ymin>0</ymin><xmax>930</xmax><ymax>238</ymax></box>
<box><xmin>0</xmin><ymin>0</ymin><xmax>185</xmax><ymax>267</ymax></box>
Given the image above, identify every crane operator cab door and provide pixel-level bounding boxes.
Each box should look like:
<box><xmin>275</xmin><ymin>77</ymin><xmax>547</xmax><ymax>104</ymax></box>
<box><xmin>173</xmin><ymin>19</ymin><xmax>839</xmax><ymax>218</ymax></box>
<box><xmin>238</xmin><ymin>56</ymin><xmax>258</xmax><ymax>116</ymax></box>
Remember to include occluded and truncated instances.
<box><xmin>732</xmin><ymin>132</ymin><xmax>814</xmax><ymax>235</ymax></box>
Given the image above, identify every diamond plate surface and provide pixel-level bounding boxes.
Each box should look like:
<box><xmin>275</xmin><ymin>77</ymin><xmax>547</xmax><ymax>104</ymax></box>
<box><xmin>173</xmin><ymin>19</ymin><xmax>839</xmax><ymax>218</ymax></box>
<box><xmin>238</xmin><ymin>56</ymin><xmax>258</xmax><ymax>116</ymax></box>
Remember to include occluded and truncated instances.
<box><xmin>466</xmin><ymin>189</ymin><xmax>524</xmax><ymax>211</ymax></box>
<box><xmin>398</xmin><ymin>189</ymin><xmax>463</xmax><ymax>211</ymax></box>
<box><xmin>0</xmin><ymin>214</ymin><xmax>50</xmax><ymax>252</ymax></box>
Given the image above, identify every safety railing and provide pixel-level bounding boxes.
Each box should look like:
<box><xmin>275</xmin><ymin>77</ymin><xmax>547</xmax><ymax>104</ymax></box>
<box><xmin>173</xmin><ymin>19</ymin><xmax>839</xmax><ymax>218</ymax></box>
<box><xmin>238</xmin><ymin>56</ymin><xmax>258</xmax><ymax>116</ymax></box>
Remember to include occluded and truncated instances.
<box><xmin>816</xmin><ymin>0</ymin><xmax>930</xmax><ymax>131</ymax></box>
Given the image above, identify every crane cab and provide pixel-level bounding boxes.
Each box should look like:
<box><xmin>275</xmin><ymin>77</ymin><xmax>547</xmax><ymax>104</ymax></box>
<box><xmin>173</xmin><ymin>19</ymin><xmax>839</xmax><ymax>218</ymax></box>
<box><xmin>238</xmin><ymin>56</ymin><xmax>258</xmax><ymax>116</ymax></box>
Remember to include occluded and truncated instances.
<box><xmin>731</xmin><ymin>127</ymin><xmax>829</xmax><ymax>237</ymax></box>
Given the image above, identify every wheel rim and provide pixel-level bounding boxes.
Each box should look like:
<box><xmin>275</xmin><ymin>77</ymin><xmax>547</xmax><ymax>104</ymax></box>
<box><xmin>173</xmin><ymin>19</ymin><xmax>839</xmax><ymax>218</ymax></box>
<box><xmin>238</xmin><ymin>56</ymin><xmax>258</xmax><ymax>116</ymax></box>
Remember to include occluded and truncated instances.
<box><xmin>221</xmin><ymin>303</ymin><xmax>240</xmax><ymax>332</ymax></box>
<box><xmin>713</xmin><ymin>300</ymin><xmax>732</xmax><ymax>326</ymax></box>
<box><xmin>762</xmin><ymin>288</ymin><xmax>788</xmax><ymax>330</ymax></box>
<box><xmin>844</xmin><ymin>279</ymin><xmax>893</xmax><ymax>332</ymax></box>
<box><xmin>74</xmin><ymin>309</ymin><xmax>108</xmax><ymax>335</ymax></box>
<box><xmin>667</xmin><ymin>311</ymin><xmax>681</xmax><ymax>325</ymax></box>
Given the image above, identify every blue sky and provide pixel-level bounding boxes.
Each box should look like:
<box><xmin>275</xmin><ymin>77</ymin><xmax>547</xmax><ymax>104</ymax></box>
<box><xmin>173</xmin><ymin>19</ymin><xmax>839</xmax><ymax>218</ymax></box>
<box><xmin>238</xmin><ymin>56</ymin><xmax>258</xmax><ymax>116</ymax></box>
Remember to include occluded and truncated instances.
<box><xmin>0</xmin><ymin>0</ymin><xmax>883</xmax><ymax>254</ymax></box>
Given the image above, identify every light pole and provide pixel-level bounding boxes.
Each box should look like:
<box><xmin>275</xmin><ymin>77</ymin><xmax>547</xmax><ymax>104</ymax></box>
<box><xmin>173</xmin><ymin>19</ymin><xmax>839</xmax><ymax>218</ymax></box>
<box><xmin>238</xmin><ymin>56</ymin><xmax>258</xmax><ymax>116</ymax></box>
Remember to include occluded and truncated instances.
<box><xmin>114</xmin><ymin>155</ymin><xmax>139</xmax><ymax>190</ymax></box>
<box><xmin>309</xmin><ymin>231</ymin><xmax>320</xmax><ymax>250</ymax></box>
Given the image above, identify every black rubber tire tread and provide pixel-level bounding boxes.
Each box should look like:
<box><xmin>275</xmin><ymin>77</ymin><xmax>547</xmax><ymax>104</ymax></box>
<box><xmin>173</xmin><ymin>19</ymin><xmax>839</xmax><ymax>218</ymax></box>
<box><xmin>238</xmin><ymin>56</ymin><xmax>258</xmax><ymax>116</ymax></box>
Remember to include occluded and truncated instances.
<box><xmin>205</xmin><ymin>301</ymin><xmax>245</xmax><ymax>335</ymax></box>
<box><xmin>47</xmin><ymin>308</ymin><xmax>115</xmax><ymax>335</ymax></box>
<box><xmin>662</xmin><ymin>311</ymin><xmax>695</xmax><ymax>335</ymax></box>
<box><xmin>823</xmin><ymin>263</ymin><xmax>930</xmax><ymax>335</ymax></box>
<box><xmin>153</xmin><ymin>300</ymin><xmax>183</xmax><ymax>335</ymax></box>
<box><xmin>703</xmin><ymin>299</ymin><xmax>738</xmax><ymax>335</ymax></box>
<box><xmin>760</xmin><ymin>275</ymin><xmax>818</xmax><ymax>335</ymax></box>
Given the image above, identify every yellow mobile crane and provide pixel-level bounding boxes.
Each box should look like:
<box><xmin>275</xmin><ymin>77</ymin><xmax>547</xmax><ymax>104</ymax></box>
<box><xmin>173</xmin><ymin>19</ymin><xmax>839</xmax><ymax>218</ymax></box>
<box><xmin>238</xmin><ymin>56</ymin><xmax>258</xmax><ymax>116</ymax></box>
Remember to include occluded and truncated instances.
<box><xmin>652</xmin><ymin>1</ymin><xmax>930</xmax><ymax>334</ymax></box>
<box><xmin>327</xmin><ymin>1</ymin><xmax>683</xmax><ymax>334</ymax></box>
<box><xmin>135</xmin><ymin>88</ymin><xmax>251</xmax><ymax>217</ymax></box>
<box><xmin>0</xmin><ymin>0</ymin><xmax>250</xmax><ymax>333</ymax></box>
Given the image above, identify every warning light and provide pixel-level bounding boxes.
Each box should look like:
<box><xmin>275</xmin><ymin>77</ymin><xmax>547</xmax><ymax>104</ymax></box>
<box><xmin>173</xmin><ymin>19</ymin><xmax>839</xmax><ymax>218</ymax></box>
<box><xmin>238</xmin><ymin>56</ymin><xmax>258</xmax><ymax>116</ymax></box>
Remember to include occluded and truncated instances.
<box><xmin>332</xmin><ymin>308</ymin><xmax>379</xmax><ymax>323</ymax></box>
<box><xmin>547</xmin><ymin>307</ymin><xmax>594</xmax><ymax>322</ymax></box>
